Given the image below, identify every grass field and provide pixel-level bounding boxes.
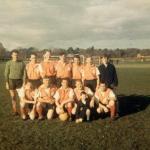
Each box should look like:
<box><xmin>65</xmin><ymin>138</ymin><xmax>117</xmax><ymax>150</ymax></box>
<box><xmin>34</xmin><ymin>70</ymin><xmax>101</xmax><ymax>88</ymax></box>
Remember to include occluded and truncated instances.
<box><xmin>0</xmin><ymin>62</ymin><xmax>150</xmax><ymax>150</ymax></box>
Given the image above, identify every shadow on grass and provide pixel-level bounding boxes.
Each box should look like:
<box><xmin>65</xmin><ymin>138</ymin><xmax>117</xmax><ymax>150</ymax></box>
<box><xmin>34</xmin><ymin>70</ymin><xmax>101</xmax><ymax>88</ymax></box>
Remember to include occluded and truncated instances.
<box><xmin>118</xmin><ymin>95</ymin><xmax>150</xmax><ymax>117</ymax></box>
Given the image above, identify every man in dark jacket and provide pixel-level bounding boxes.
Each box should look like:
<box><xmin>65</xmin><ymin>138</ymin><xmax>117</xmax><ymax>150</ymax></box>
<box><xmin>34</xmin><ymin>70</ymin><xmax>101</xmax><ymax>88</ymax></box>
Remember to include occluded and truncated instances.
<box><xmin>98</xmin><ymin>54</ymin><xmax>118</xmax><ymax>89</ymax></box>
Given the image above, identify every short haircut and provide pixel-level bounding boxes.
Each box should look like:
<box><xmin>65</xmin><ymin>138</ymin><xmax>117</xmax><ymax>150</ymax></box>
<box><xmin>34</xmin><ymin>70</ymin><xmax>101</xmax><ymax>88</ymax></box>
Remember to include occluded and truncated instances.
<box><xmin>86</xmin><ymin>55</ymin><xmax>92</xmax><ymax>59</ymax></box>
<box><xmin>101</xmin><ymin>54</ymin><xmax>109</xmax><ymax>59</ymax></box>
<box><xmin>11</xmin><ymin>50</ymin><xmax>19</xmax><ymax>55</ymax></box>
<box><xmin>43</xmin><ymin>49</ymin><xmax>51</xmax><ymax>54</ymax></box>
<box><xmin>74</xmin><ymin>54</ymin><xmax>80</xmax><ymax>59</ymax></box>
<box><xmin>30</xmin><ymin>52</ymin><xmax>37</xmax><ymax>57</ymax></box>
<box><xmin>100</xmin><ymin>82</ymin><xmax>108</xmax><ymax>88</ymax></box>
<box><xmin>60</xmin><ymin>52</ymin><xmax>66</xmax><ymax>56</ymax></box>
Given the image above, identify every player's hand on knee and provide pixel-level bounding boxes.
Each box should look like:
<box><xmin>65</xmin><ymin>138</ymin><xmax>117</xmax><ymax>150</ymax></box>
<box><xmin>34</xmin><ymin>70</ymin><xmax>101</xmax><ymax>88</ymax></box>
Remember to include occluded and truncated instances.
<box><xmin>104</xmin><ymin>107</ymin><xmax>109</xmax><ymax>113</ymax></box>
<box><xmin>97</xmin><ymin>107</ymin><xmax>103</xmax><ymax>113</ymax></box>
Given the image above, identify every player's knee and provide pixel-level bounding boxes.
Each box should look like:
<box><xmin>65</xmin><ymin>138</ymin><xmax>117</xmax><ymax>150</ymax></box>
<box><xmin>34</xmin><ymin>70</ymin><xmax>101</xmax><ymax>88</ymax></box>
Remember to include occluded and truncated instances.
<box><xmin>109</xmin><ymin>100</ymin><xmax>115</xmax><ymax>107</ymax></box>
<box><xmin>97</xmin><ymin>107</ymin><xmax>100</xmax><ymax>113</ymax></box>
<box><xmin>20</xmin><ymin>101</ymin><xmax>25</xmax><ymax>108</ymax></box>
<box><xmin>36</xmin><ymin>103</ymin><xmax>43</xmax><ymax>114</ymax></box>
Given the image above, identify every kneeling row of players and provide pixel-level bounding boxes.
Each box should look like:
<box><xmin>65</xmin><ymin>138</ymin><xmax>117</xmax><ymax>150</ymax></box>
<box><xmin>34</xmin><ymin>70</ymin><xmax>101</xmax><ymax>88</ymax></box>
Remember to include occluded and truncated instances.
<box><xmin>18</xmin><ymin>78</ymin><xmax>117</xmax><ymax>123</ymax></box>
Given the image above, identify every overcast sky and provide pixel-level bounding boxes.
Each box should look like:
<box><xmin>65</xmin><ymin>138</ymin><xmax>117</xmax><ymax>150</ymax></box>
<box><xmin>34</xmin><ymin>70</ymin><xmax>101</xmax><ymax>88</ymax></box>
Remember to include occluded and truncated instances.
<box><xmin>0</xmin><ymin>0</ymin><xmax>150</xmax><ymax>50</ymax></box>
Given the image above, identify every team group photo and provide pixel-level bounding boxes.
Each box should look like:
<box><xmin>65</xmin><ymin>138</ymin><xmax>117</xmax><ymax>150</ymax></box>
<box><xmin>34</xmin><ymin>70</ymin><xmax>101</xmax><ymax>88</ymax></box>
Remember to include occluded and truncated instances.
<box><xmin>0</xmin><ymin>0</ymin><xmax>150</xmax><ymax>150</ymax></box>
<box><xmin>5</xmin><ymin>50</ymin><xmax>119</xmax><ymax>123</ymax></box>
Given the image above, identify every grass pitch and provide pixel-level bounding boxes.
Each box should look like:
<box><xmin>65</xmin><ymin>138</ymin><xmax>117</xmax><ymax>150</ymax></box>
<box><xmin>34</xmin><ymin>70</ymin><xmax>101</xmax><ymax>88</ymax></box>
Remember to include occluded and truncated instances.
<box><xmin>0</xmin><ymin>62</ymin><xmax>150</xmax><ymax>150</ymax></box>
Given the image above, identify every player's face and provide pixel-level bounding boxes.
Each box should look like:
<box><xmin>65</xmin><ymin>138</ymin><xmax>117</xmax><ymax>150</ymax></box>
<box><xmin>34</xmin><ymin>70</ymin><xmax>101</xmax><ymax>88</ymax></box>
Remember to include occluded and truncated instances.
<box><xmin>74</xmin><ymin>58</ymin><xmax>80</xmax><ymax>65</ymax></box>
<box><xmin>30</xmin><ymin>55</ymin><xmax>37</xmax><ymax>63</ymax></box>
<box><xmin>60</xmin><ymin>55</ymin><xmax>66</xmax><ymax>62</ymax></box>
<box><xmin>102</xmin><ymin>57</ymin><xmax>108</xmax><ymax>64</ymax></box>
<box><xmin>44</xmin><ymin>51</ymin><xmax>51</xmax><ymax>60</ymax></box>
<box><xmin>76</xmin><ymin>81</ymin><xmax>83</xmax><ymax>89</ymax></box>
<box><xmin>81</xmin><ymin>94</ymin><xmax>86</xmax><ymax>100</ymax></box>
<box><xmin>99</xmin><ymin>84</ymin><xmax>106</xmax><ymax>92</ymax></box>
<box><xmin>11</xmin><ymin>52</ymin><xmax>18</xmax><ymax>61</ymax></box>
<box><xmin>61</xmin><ymin>80</ymin><xmax>68</xmax><ymax>88</ymax></box>
<box><xmin>43</xmin><ymin>79</ymin><xmax>50</xmax><ymax>87</ymax></box>
<box><xmin>86</xmin><ymin>57</ymin><xmax>92</xmax><ymax>65</ymax></box>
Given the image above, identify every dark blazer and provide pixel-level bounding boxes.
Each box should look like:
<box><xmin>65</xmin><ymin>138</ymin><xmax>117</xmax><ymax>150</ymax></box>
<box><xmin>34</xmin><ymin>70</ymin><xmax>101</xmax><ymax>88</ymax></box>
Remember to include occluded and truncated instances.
<box><xmin>98</xmin><ymin>63</ymin><xmax>118</xmax><ymax>88</ymax></box>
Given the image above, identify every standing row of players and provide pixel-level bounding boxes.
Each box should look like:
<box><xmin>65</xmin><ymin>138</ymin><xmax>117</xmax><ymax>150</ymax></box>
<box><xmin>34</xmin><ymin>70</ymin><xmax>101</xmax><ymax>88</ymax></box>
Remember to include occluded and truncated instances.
<box><xmin>5</xmin><ymin>50</ymin><xmax>118</xmax><ymax>122</ymax></box>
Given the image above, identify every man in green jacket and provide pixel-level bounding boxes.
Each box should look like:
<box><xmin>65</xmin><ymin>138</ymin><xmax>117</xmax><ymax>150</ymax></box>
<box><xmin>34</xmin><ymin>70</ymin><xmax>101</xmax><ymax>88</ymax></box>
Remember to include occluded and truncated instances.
<box><xmin>5</xmin><ymin>50</ymin><xmax>26</xmax><ymax>115</ymax></box>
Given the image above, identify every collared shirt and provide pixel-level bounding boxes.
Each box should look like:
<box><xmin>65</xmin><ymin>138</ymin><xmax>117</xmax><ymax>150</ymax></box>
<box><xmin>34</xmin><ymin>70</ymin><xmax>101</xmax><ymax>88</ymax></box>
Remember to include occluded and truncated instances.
<box><xmin>95</xmin><ymin>88</ymin><xmax>116</xmax><ymax>105</ymax></box>
<box><xmin>82</xmin><ymin>64</ymin><xmax>100</xmax><ymax>80</ymax></box>
<box><xmin>72</xmin><ymin>63</ymin><xmax>83</xmax><ymax>80</ymax></box>
<box><xmin>39</xmin><ymin>61</ymin><xmax>56</xmax><ymax>78</ymax></box>
<box><xmin>26</xmin><ymin>62</ymin><xmax>41</xmax><ymax>80</ymax></box>
<box><xmin>54</xmin><ymin>87</ymin><xmax>74</xmax><ymax>103</ymax></box>
<box><xmin>55</xmin><ymin>61</ymin><xmax>72</xmax><ymax>78</ymax></box>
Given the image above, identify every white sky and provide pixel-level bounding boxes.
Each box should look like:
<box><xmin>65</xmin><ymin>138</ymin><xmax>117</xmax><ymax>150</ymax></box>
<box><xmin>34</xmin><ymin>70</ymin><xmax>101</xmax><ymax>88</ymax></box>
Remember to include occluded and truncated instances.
<box><xmin>0</xmin><ymin>0</ymin><xmax>150</xmax><ymax>50</ymax></box>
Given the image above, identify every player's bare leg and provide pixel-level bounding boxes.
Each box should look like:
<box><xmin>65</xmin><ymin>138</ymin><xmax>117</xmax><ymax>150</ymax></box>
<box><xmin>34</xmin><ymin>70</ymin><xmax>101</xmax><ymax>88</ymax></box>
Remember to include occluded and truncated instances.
<box><xmin>9</xmin><ymin>90</ymin><xmax>18</xmax><ymax>115</ymax></box>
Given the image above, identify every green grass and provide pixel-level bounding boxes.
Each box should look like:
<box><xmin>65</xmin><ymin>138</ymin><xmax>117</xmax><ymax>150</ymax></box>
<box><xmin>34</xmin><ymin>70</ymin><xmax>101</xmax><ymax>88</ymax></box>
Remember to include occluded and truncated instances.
<box><xmin>0</xmin><ymin>63</ymin><xmax>150</xmax><ymax>150</ymax></box>
<box><xmin>116</xmin><ymin>63</ymin><xmax>150</xmax><ymax>68</ymax></box>
<box><xmin>117</xmin><ymin>66</ymin><xmax>150</xmax><ymax>95</ymax></box>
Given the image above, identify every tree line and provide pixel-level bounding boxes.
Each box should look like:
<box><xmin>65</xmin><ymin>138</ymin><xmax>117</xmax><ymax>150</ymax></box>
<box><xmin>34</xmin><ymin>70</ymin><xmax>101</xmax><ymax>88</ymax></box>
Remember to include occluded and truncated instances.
<box><xmin>0</xmin><ymin>42</ymin><xmax>150</xmax><ymax>60</ymax></box>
